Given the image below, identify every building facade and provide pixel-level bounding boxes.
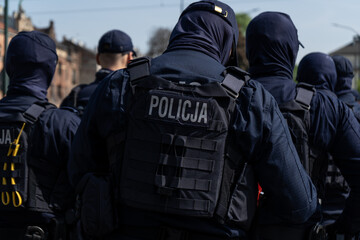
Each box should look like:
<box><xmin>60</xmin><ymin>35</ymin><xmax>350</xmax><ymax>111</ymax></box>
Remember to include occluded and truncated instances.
<box><xmin>0</xmin><ymin>5</ymin><xmax>97</xmax><ymax>106</ymax></box>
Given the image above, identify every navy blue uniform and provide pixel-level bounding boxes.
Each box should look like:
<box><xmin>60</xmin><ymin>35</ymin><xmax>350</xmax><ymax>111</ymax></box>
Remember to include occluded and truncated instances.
<box><xmin>60</xmin><ymin>68</ymin><xmax>112</xmax><ymax>113</ymax></box>
<box><xmin>0</xmin><ymin>31</ymin><xmax>80</xmax><ymax>239</ymax></box>
<box><xmin>69</xmin><ymin>2</ymin><xmax>316</xmax><ymax>239</ymax></box>
<box><xmin>320</xmin><ymin>55</ymin><xmax>360</xmax><ymax>228</ymax></box>
<box><xmin>246</xmin><ymin>12</ymin><xmax>360</xmax><ymax>236</ymax></box>
<box><xmin>333</xmin><ymin>55</ymin><xmax>360</xmax><ymax>120</ymax></box>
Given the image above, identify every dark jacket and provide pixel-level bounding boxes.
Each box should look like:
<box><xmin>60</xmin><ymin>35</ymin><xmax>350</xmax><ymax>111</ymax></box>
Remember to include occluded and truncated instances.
<box><xmin>247</xmin><ymin>12</ymin><xmax>360</xmax><ymax>235</ymax></box>
<box><xmin>0</xmin><ymin>31</ymin><xmax>80</xmax><ymax>228</ymax></box>
<box><xmin>332</xmin><ymin>55</ymin><xmax>360</xmax><ymax>120</ymax></box>
<box><xmin>60</xmin><ymin>68</ymin><xmax>112</xmax><ymax>114</ymax></box>
<box><xmin>69</xmin><ymin>2</ymin><xmax>316</xmax><ymax>239</ymax></box>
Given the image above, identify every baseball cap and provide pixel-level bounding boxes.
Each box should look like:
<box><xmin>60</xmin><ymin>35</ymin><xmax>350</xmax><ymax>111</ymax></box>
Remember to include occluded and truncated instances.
<box><xmin>98</xmin><ymin>29</ymin><xmax>136</xmax><ymax>56</ymax></box>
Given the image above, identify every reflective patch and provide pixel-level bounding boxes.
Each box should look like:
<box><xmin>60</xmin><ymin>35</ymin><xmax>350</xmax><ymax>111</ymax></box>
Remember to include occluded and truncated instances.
<box><xmin>147</xmin><ymin>92</ymin><xmax>211</xmax><ymax>127</ymax></box>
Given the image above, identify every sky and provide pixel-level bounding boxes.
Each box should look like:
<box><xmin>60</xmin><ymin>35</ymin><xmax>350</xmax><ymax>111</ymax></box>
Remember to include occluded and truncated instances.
<box><xmin>5</xmin><ymin>0</ymin><xmax>360</xmax><ymax>64</ymax></box>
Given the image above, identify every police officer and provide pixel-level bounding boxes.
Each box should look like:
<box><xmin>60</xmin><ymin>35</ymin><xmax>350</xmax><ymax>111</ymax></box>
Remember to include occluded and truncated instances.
<box><xmin>246</xmin><ymin>12</ymin><xmax>360</xmax><ymax>239</ymax></box>
<box><xmin>297</xmin><ymin>52</ymin><xmax>360</xmax><ymax>240</ymax></box>
<box><xmin>0</xmin><ymin>31</ymin><xmax>80</xmax><ymax>239</ymax></box>
<box><xmin>69</xmin><ymin>1</ymin><xmax>317</xmax><ymax>239</ymax></box>
<box><xmin>332</xmin><ymin>55</ymin><xmax>360</xmax><ymax>120</ymax></box>
<box><xmin>60</xmin><ymin>29</ymin><xmax>135</xmax><ymax>115</ymax></box>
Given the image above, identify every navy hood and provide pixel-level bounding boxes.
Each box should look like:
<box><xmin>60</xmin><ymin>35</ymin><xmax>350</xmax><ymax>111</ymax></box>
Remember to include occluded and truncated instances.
<box><xmin>5</xmin><ymin>31</ymin><xmax>58</xmax><ymax>100</ymax></box>
<box><xmin>246</xmin><ymin>12</ymin><xmax>300</xmax><ymax>79</ymax></box>
<box><xmin>166</xmin><ymin>0</ymin><xmax>238</xmax><ymax>66</ymax></box>
<box><xmin>297</xmin><ymin>52</ymin><xmax>337</xmax><ymax>91</ymax></box>
<box><xmin>332</xmin><ymin>55</ymin><xmax>354</xmax><ymax>96</ymax></box>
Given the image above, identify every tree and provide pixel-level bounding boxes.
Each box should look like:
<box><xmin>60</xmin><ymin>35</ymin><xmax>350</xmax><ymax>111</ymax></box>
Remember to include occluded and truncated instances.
<box><xmin>235</xmin><ymin>13</ymin><xmax>252</xmax><ymax>71</ymax></box>
<box><xmin>146</xmin><ymin>27</ymin><xmax>171</xmax><ymax>58</ymax></box>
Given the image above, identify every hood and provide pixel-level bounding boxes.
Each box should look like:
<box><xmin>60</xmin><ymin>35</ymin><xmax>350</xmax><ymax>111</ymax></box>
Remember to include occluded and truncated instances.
<box><xmin>246</xmin><ymin>11</ymin><xmax>301</xmax><ymax>79</ymax></box>
<box><xmin>5</xmin><ymin>31</ymin><xmax>58</xmax><ymax>100</ymax></box>
<box><xmin>297</xmin><ymin>52</ymin><xmax>337</xmax><ymax>91</ymax></box>
<box><xmin>332</xmin><ymin>55</ymin><xmax>354</xmax><ymax>96</ymax></box>
<box><xmin>165</xmin><ymin>0</ymin><xmax>238</xmax><ymax>66</ymax></box>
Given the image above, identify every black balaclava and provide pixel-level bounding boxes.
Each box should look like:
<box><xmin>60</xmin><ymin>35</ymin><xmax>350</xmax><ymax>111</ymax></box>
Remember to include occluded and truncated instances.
<box><xmin>332</xmin><ymin>55</ymin><xmax>354</xmax><ymax>96</ymax></box>
<box><xmin>246</xmin><ymin>11</ymin><xmax>300</xmax><ymax>79</ymax></box>
<box><xmin>166</xmin><ymin>0</ymin><xmax>239</xmax><ymax>66</ymax></box>
<box><xmin>297</xmin><ymin>52</ymin><xmax>337</xmax><ymax>92</ymax></box>
<box><xmin>6</xmin><ymin>31</ymin><xmax>58</xmax><ymax>100</ymax></box>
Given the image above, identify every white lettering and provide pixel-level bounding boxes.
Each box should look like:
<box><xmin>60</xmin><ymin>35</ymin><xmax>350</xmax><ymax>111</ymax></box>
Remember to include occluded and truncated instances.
<box><xmin>190</xmin><ymin>102</ymin><xmax>200</xmax><ymax>122</ymax></box>
<box><xmin>158</xmin><ymin>97</ymin><xmax>169</xmax><ymax>118</ymax></box>
<box><xmin>198</xmin><ymin>103</ymin><xmax>208</xmax><ymax>124</ymax></box>
<box><xmin>176</xmin><ymin>99</ymin><xmax>183</xmax><ymax>120</ymax></box>
<box><xmin>5</xmin><ymin>130</ymin><xmax>11</xmax><ymax>144</ymax></box>
<box><xmin>149</xmin><ymin>95</ymin><xmax>159</xmax><ymax>116</ymax></box>
<box><xmin>182</xmin><ymin>100</ymin><xmax>191</xmax><ymax>121</ymax></box>
<box><xmin>148</xmin><ymin>95</ymin><xmax>208</xmax><ymax>125</ymax></box>
<box><xmin>167</xmin><ymin>98</ymin><xmax>176</xmax><ymax>119</ymax></box>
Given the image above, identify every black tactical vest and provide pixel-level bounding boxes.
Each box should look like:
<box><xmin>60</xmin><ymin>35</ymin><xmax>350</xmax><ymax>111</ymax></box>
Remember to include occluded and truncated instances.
<box><xmin>109</xmin><ymin>58</ymin><xmax>257</xmax><ymax>230</ymax></box>
<box><xmin>279</xmin><ymin>84</ymin><xmax>328</xmax><ymax>199</ymax></box>
<box><xmin>0</xmin><ymin>102</ymin><xmax>55</xmax><ymax>212</ymax></box>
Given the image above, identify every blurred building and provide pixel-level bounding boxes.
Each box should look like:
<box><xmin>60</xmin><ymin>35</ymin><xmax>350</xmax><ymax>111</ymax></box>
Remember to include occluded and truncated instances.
<box><xmin>0</xmin><ymin>4</ymin><xmax>97</xmax><ymax>105</ymax></box>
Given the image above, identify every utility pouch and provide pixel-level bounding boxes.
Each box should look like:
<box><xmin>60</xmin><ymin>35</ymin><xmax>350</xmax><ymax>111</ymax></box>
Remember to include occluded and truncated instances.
<box><xmin>225</xmin><ymin>162</ymin><xmax>258</xmax><ymax>231</ymax></box>
<box><xmin>76</xmin><ymin>173</ymin><xmax>117</xmax><ymax>238</ymax></box>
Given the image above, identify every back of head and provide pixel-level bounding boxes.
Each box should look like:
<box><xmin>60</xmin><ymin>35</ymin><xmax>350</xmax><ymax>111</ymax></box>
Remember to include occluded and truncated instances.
<box><xmin>5</xmin><ymin>31</ymin><xmax>58</xmax><ymax>100</ymax></box>
<box><xmin>166</xmin><ymin>0</ymin><xmax>239</xmax><ymax>66</ymax></box>
<box><xmin>97</xmin><ymin>29</ymin><xmax>135</xmax><ymax>70</ymax></box>
<box><xmin>246</xmin><ymin>11</ymin><xmax>300</xmax><ymax>79</ymax></box>
<box><xmin>332</xmin><ymin>55</ymin><xmax>354</xmax><ymax>96</ymax></box>
<box><xmin>98</xmin><ymin>29</ymin><xmax>135</xmax><ymax>55</ymax></box>
<box><xmin>297</xmin><ymin>52</ymin><xmax>337</xmax><ymax>91</ymax></box>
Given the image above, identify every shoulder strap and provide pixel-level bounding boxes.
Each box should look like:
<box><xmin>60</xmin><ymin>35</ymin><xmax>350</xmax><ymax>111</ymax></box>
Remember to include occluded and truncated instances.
<box><xmin>222</xmin><ymin>66</ymin><xmax>250</xmax><ymax>99</ymax></box>
<box><xmin>127</xmin><ymin>58</ymin><xmax>250</xmax><ymax>100</ymax></box>
<box><xmin>127</xmin><ymin>57</ymin><xmax>151</xmax><ymax>84</ymax></box>
<box><xmin>23</xmin><ymin>102</ymin><xmax>55</xmax><ymax>125</ymax></box>
<box><xmin>295</xmin><ymin>83</ymin><xmax>316</xmax><ymax>110</ymax></box>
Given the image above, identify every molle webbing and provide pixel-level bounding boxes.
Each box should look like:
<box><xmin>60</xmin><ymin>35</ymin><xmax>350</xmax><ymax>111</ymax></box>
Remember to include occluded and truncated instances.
<box><xmin>119</xmin><ymin>57</ymin><xmax>249</xmax><ymax>218</ymax></box>
<box><xmin>0</xmin><ymin>102</ymin><xmax>52</xmax><ymax>211</ymax></box>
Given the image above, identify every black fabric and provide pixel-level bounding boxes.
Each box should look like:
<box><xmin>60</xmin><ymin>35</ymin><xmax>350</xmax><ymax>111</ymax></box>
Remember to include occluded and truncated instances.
<box><xmin>166</xmin><ymin>0</ymin><xmax>238</xmax><ymax>66</ymax></box>
<box><xmin>69</xmin><ymin>24</ymin><xmax>318</xmax><ymax>238</ymax></box>
<box><xmin>76</xmin><ymin>173</ymin><xmax>117</xmax><ymax>238</ymax></box>
<box><xmin>60</xmin><ymin>68</ymin><xmax>113</xmax><ymax>116</ymax></box>
<box><xmin>120</xmin><ymin>73</ymin><xmax>235</xmax><ymax>217</ymax></box>
<box><xmin>297</xmin><ymin>53</ymin><xmax>337</xmax><ymax>92</ymax></box>
<box><xmin>0</xmin><ymin>102</ymin><xmax>51</xmax><ymax>211</ymax></box>
<box><xmin>119</xmin><ymin>225</ymin><xmax>243</xmax><ymax>240</ymax></box>
<box><xmin>278</xmin><ymin>86</ymin><xmax>329</xmax><ymax>198</ymax></box>
<box><xmin>5</xmin><ymin>31</ymin><xmax>57</xmax><ymax>100</ymax></box>
<box><xmin>115</xmin><ymin>58</ymin><xmax>254</xmax><ymax>228</ymax></box>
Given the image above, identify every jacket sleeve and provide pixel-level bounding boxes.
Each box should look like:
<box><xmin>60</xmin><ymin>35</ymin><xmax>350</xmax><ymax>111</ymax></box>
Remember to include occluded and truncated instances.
<box><xmin>68</xmin><ymin>70</ymin><xmax>128</xmax><ymax>188</ymax></box>
<box><xmin>326</xmin><ymin>100</ymin><xmax>360</xmax><ymax>235</ymax></box>
<box><xmin>234</xmin><ymin>81</ymin><xmax>317</xmax><ymax>224</ymax></box>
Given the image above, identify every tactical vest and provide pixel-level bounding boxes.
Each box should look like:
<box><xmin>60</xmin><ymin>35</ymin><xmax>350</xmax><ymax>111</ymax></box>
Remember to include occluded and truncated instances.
<box><xmin>279</xmin><ymin>84</ymin><xmax>328</xmax><ymax>198</ymax></box>
<box><xmin>109</xmin><ymin>57</ymin><xmax>257</xmax><ymax>230</ymax></box>
<box><xmin>0</xmin><ymin>102</ymin><xmax>55</xmax><ymax>212</ymax></box>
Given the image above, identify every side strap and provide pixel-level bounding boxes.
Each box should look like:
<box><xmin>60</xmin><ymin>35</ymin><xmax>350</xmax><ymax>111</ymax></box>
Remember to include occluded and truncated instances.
<box><xmin>295</xmin><ymin>83</ymin><xmax>316</xmax><ymax>110</ymax></box>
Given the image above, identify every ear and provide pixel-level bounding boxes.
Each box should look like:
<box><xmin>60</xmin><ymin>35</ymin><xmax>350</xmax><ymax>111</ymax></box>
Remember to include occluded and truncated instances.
<box><xmin>96</xmin><ymin>53</ymin><xmax>101</xmax><ymax>65</ymax></box>
<box><xmin>127</xmin><ymin>52</ymin><xmax>134</xmax><ymax>64</ymax></box>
